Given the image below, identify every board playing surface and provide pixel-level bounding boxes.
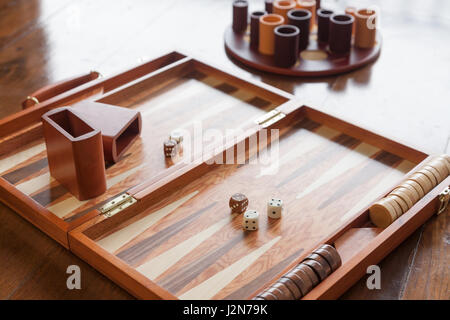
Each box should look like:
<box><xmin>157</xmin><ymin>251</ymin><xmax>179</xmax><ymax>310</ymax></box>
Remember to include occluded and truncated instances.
<box><xmin>0</xmin><ymin>70</ymin><xmax>282</xmax><ymax>223</ymax></box>
<box><xmin>90</xmin><ymin>117</ymin><xmax>417</xmax><ymax>300</ymax></box>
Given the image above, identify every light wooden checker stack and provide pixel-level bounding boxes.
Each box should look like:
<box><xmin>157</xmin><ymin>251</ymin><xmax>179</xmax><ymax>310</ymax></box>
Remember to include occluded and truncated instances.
<box><xmin>370</xmin><ymin>155</ymin><xmax>450</xmax><ymax>228</ymax></box>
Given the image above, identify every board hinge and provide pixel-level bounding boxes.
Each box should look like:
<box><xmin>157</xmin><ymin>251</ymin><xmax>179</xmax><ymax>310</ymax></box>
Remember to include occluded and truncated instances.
<box><xmin>437</xmin><ymin>186</ymin><xmax>449</xmax><ymax>215</ymax></box>
<box><xmin>99</xmin><ymin>193</ymin><xmax>137</xmax><ymax>218</ymax></box>
<box><xmin>255</xmin><ymin>109</ymin><xmax>286</xmax><ymax>128</ymax></box>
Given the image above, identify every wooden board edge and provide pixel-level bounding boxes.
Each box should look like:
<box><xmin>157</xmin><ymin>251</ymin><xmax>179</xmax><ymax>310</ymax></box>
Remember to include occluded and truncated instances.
<box><xmin>0</xmin><ymin>178</ymin><xmax>70</xmax><ymax>248</ymax></box>
<box><xmin>0</xmin><ymin>51</ymin><xmax>188</xmax><ymax>141</ymax></box>
<box><xmin>97</xmin><ymin>57</ymin><xmax>195</xmax><ymax>104</ymax></box>
<box><xmin>68</xmin><ymin>228</ymin><xmax>178</xmax><ymax>300</ymax></box>
<box><xmin>302</xmin><ymin>106</ymin><xmax>429</xmax><ymax>163</ymax></box>
<box><xmin>302</xmin><ymin>176</ymin><xmax>450</xmax><ymax>299</ymax></box>
<box><xmin>101</xmin><ymin>51</ymin><xmax>187</xmax><ymax>93</ymax></box>
<box><xmin>323</xmin><ymin>156</ymin><xmax>435</xmax><ymax>244</ymax></box>
<box><xmin>191</xmin><ymin>59</ymin><xmax>293</xmax><ymax>101</ymax></box>
<box><xmin>246</xmin><ymin>175</ymin><xmax>449</xmax><ymax>300</ymax></box>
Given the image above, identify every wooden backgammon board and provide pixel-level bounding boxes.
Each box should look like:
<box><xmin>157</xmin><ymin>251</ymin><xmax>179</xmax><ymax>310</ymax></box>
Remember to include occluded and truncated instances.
<box><xmin>0</xmin><ymin>51</ymin><xmax>448</xmax><ymax>300</ymax></box>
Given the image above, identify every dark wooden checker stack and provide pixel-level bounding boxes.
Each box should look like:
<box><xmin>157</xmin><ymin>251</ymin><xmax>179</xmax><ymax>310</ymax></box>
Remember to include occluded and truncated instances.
<box><xmin>0</xmin><ymin>51</ymin><xmax>448</xmax><ymax>300</ymax></box>
<box><xmin>255</xmin><ymin>244</ymin><xmax>341</xmax><ymax>299</ymax></box>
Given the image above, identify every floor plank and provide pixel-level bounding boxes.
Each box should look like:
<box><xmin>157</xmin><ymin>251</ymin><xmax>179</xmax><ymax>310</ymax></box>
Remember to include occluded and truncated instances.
<box><xmin>401</xmin><ymin>213</ymin><xmax>449</xmax><ymax>300</ymax></box>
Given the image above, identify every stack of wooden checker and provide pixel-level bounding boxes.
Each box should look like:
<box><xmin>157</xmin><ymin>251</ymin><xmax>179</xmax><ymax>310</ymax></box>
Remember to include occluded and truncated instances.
<box><xmin>370</xmin><ymin>155</ymin><xmax>450</xmax><ymax>228</ymax></box>
<box><xmin>254</xmin><ymin>244</ymin><xmax>342</xmax><ymax>300</ymax></box>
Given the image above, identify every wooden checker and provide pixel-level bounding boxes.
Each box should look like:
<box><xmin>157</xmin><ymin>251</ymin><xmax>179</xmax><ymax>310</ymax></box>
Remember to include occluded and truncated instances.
<box><xmin>279</xmin><ymin>277</ymin><xmax>302</xmax><ymax>300</ymax></box>
<box><xmin>402</xmin><ymin>179</ymin><xmax>425</xmax><ymax>198</ymax></box>
<box><xmin>438</xmin><ymin>155</ymin><xmax>450</xmax><ymax>172</ymax></box>
<box><xmin>428</xmin><ymin>158</ymin><xmax>449</xmax><ymax>179</ymax></box>
<box><xmin>313</xmin><ymin>248</ymin><xmax>339</xmax><ymax>271</ymax></box>
<box><xmin>408</xmin><ymin>172</ymin><xmax>433</xmax><ymax>194</ymax></box>
<box><xmin>271</xmin><ymin>282</ymin><xmax>295</xmax><ymax>300</ymax></box>
<box><xmin>419</xmin><ymin>167</ymin><xmax>440</xmax><ymax>186</ymax></box>
<box><xmin>369</xmin><ymin>198</ymin><xmax>398</xmax><ymax>228</ymax></box>
<box><xmin>396</xmin><ymin>183</ymin><xmax>420</xmax><ymax>203</ymax></box>
<box><xmin>385</xmin><ymin>195</ymin><xmax>403</xmax><ymax>218</ymax></box>
<box><xmin>368</xmin><ymin>154</ymin><xmax>450</xmax><ymax>230</ymax></box>
<box><xmin>443</xmin><ymin>154</ymin><xmax>450</xmax><ymax>164</ymax></box>
<box><xmin>390</xmin><ymin>187</ymin><xmax>414</xmax><ymax>209</ymax></box>
<box><xmin>302</xmin><ymin>260</ymin><xmax>328</xmax><ymax>281</ymax></box>
<box><xmin>304</xmin><ymin>253</ymin><xmax>332</xmax><ymax>276</ymax></box>
<box><xmin>286</xmin><ymin>268</ymin><xmax>312</xmax><ymax>295</ymax></box>
<box><xmin>266</xmin><ymin>286</ymin><xmax>287</xmax><ymax>300</ymax></box>
<box><xmin>388</xmin><ymin>194</ymin><xmax>409</xmax><ymax>213</ymax></box>
<box><xmin>319</xmin><ymin>244</ymin><xmax>342</xmax><ymax>270</ymax></box>
<box><xmin>259</xmin><ymin>291</ymin><xmax>278</xmax><ymax>300</ymax></box>
<box><xmin>424</xmin><ymin>165</ymin><xmax>444</xmax><ymax>183</ymax></box>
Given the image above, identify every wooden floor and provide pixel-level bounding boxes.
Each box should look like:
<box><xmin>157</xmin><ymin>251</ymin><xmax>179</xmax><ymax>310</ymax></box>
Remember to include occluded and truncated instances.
<box><xmin>0</xmin><ymin>0</ymin><xmax>449</xmax><ymax>300</ymax></box>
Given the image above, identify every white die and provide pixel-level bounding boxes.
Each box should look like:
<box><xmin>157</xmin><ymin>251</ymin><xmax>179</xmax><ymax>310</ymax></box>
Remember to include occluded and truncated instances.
<box><xmin>243</xmin><ymin>210</ymin><xmax>259</xmax><ymax>231</ymax></box>
<box><xmin>170</xmin><ymin>129</ymin><xmax>184</xmax><ymax>144</ymax></box>
<box><xmin>268</xmin><ymin>198</ymin><xmax>283</xmax><ymax>219</ymax></box>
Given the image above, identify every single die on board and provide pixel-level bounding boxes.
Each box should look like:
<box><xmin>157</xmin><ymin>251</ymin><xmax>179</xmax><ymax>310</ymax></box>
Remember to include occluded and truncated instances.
<box><xmin>268</xmin><ymin>198</ymin><xmax>283</xmax><ymax>219</ymax></box>
<box><xmin>170</xmin><ymin>129</ymin><xmax>184</xmax><ymax>144</ymax></box>
<box><xmin>229</xmin><ymin>193</ymin><xmax>249</xmax><ymax>213</ymax></box>
<box><xmin>163</xmin><ymin>139</ymin><xmax>178</xmax><ymax>158</ymax></box>
<box><xmin>243</xmin><ymin>210</ymin><xmax>259</xmax><ymax>231</ymax></box>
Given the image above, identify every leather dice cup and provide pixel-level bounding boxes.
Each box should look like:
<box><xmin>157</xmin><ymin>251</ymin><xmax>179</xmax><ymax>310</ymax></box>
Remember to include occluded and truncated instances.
<box><xmin>41</xmin><ymin>102</ymin><xmax>142</xmax><ymax>201</ymax></box>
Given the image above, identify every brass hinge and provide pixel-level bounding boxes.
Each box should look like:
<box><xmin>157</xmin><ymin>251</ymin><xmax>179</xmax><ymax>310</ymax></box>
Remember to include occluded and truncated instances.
<box><xmin>255</xmin><ymin>109</ymin><xmax>286</xmax><ymax>128</ymax></box>
<box><xmin>437</xmin><ymin>186</ymin><xmax>449</xmax><ymax>215</ymax></box>
<box><xmin>100</xmin><ymin>193</ymin><xmax>137</xmax><ymax>218</ymax></box>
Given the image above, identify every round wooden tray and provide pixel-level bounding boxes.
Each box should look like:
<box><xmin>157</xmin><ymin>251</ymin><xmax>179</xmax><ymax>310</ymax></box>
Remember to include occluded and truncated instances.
<box><xmin>224</xmin><ymin>26</ymin><xmax>382</xmax><ymax>77</ymax></box>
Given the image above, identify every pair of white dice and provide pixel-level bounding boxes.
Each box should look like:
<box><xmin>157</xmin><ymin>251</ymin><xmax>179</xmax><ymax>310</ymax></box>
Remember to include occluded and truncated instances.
<box><xmin>242</xmin><ymin>198</ymin><xmax>283</xmax><ymax>231</ymax></box>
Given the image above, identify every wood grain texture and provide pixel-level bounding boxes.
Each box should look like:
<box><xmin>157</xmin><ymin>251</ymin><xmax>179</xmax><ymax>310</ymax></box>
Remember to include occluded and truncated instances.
<box><xmin>0</xmin><ymin>66</ymin><xmax>283</xmax><ymax>226</ymax></box>
<box><xmin>0</xmin><ymin>0</ymin><xmax>448</xmax><ymax>300</ymax></box>
<box><xmin>82</xmin><ymin>118</ymin><xmax>418</xmax><ymax>299</ymax></box>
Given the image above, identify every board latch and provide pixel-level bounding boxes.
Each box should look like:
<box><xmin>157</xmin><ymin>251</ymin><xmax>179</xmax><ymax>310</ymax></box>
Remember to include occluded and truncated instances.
<box><xmin>100</xmin><ymin>193</ymin><xmax>137</xmax><ymax>218</ymax></box>
<box><xmin>437</xmin><ymin>186</ymin><xmax>449</xmax><ymax>215</ymax></box>
<box><xmin>255</xmin><ymin>109</ymin><xmax>286</xmax><ymax>128</ymax></box>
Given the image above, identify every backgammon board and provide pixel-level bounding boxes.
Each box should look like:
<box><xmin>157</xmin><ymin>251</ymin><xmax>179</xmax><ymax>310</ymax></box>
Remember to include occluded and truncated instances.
<box><xmin>0</xmin><ymin>51</ymin><xmax>448</xmax><ymax>300</ymax></box>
